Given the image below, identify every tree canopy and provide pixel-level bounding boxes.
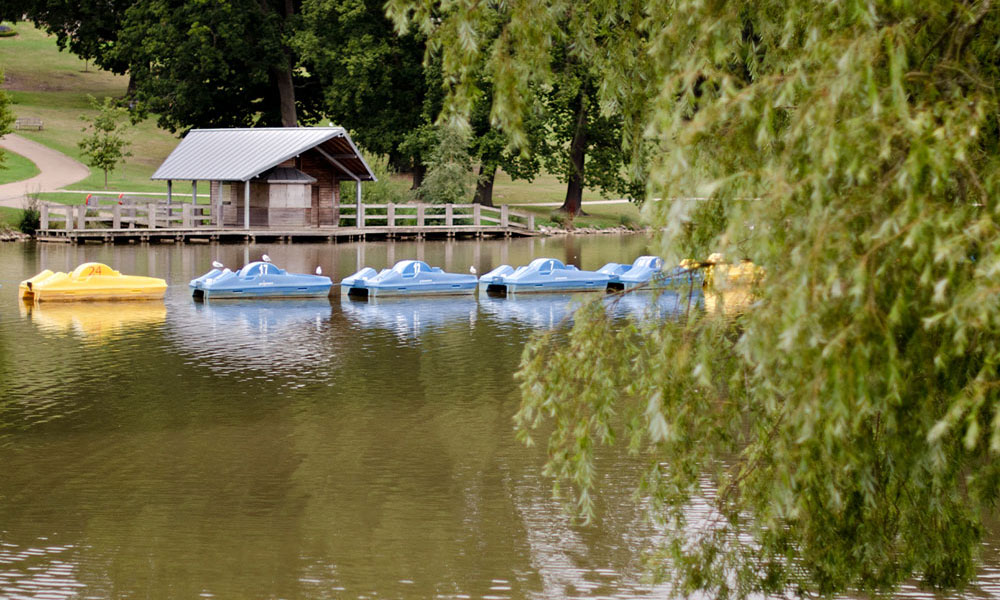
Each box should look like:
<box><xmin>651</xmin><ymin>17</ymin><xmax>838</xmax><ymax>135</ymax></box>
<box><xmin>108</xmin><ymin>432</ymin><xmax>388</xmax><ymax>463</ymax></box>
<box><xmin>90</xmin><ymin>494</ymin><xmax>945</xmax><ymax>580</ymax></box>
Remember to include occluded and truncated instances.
<box><xmin>390</xmin><ymin>0</ymin><xmax>1000</xmax><ymax>596</ymax></box>
<box><xmin>109</xmin><ymin>0</ymin><xmax>318</xmax><ymax>131</ymax></box>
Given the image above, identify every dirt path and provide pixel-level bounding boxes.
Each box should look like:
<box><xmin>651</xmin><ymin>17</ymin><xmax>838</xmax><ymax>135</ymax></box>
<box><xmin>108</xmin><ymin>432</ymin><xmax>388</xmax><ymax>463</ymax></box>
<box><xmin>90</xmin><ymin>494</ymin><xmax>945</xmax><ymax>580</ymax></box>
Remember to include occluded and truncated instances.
<box><xmin>0</xmin><ymin>134</ymin><xmax>89</xmax><ymax>208</ymax></box>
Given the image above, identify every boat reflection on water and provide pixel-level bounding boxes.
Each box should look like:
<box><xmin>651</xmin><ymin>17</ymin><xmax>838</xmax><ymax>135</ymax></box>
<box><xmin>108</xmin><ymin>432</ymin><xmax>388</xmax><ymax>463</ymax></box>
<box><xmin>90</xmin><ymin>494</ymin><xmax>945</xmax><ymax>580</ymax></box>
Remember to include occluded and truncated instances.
<box><xmin>339</xmin><ymin>295</ymin><xmax>478</xmax><ymax>341</ymax></box>
<box><xmin>173</xmin><ymin>299</ymin><xmax>335</xmax><ymax>374</ymax></box>
<box><xmin>478</xmin><ymin>293</ymin><xmax>583</xmax><ymax>329</ymax></box>
<box><xmin>19</xmin><ymin>300</ymin><xmax>166</xmax><ymax>342</ymax></box>
<box><xmin>608</xmin><ymin>288</ymin><xmax>704</xmax><ymax>321</ymax></box>
<box><xmin>480</xmin><ymin>287</ymin><xmax>706</xmax><ymax>329</ymax></box>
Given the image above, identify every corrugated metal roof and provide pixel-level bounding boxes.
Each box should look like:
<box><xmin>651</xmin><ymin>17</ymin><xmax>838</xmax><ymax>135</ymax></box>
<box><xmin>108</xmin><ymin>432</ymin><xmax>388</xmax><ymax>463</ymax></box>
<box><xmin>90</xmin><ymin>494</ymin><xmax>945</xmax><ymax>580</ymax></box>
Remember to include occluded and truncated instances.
<box><xmin>151</xmin><ymin>127</ymin><xmax>377</xmax><ymax>182</ymax></box>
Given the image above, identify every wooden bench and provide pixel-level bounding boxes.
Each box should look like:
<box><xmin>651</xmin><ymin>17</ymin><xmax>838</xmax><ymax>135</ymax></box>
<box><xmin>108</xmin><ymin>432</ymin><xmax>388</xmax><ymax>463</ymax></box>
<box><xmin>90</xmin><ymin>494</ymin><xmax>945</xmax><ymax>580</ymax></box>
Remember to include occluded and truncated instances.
<box><xmin>14</xmin><ymin>117</ymin><xmax>43</xmax><ymax>131</ymax></box>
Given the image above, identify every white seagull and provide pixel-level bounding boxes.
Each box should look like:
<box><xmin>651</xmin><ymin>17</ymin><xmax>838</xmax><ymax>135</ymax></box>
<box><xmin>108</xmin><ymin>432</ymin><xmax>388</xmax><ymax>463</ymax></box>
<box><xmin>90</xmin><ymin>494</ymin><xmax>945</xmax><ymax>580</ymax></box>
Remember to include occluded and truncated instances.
<box><xmin>469</xmin><ymin>266</ymin><xmax>477</xmax><ymax>275</ymax></box>
<box><xmin>262</xmin><ymin>254</ymin><xmax>271</xmax><ymax>263</ymax></box>
<box><xmin>316</xmin><ymin>266</ymin><xmax>323</xmax><ymax>275</ymax></box>
<box><xmin>212</xmin><ymin>260</ymin><xmax>224</xmax><ymax>269</ymax></box>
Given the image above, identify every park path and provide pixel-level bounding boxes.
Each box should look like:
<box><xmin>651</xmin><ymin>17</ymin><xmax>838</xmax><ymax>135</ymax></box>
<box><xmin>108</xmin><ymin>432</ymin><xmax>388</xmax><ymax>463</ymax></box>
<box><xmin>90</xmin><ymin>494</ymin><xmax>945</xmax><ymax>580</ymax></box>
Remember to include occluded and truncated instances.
<box><xmin>0</xmin><ymin>133</ymin><xmax>89</xmax><ymax>208</ymax></box>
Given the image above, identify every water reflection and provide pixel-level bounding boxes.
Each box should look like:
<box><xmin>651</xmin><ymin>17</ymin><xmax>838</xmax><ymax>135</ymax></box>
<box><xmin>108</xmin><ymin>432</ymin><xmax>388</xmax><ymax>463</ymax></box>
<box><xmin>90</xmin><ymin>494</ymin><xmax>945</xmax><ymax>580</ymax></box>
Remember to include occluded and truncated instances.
<box><xmin>608</xmin><ymin>289</ymin><xmax>704</xmax><ymax>321</ymax></box>
<box><xmin>1</xmin><ymin>238</ymin><xmax>998</xmax><ymax>600</ymax></box>
<box><xmin>19</xmin><ymin>300</ymin><xmax>166</xmax><ymax>342</ymax></box>
<box><xmin>167</xmin><ymin>298</ymin><xmax>337</xmax><ymax>376</ymax></box>
<box><xmin>340</xmin><ymin>296</ymin><xmax>477</xmax><ymax>341</ymax></box>
<box><xmin>478</xmin><ymin>293</ymin><xmax>584</xmax><ymax>329</ymax></box>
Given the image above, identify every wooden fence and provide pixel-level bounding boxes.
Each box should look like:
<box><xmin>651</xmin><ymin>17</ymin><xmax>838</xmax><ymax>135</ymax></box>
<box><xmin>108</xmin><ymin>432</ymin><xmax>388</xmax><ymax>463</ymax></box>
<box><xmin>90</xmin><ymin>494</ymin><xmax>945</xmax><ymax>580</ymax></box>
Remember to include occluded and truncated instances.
<box><xmin>39</xmin><ymin>199</ymin><xmax>534</xmax><ymax>233</ymax></box>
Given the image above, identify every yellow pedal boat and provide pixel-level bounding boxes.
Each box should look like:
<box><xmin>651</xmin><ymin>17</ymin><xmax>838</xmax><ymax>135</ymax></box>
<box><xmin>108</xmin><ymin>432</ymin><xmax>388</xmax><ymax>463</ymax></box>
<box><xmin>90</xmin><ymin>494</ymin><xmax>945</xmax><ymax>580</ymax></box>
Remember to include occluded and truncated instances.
<box><xmin>20</xmin><ymin>262</ymin><xmax>167</xmax><ymax>302</ymax></box>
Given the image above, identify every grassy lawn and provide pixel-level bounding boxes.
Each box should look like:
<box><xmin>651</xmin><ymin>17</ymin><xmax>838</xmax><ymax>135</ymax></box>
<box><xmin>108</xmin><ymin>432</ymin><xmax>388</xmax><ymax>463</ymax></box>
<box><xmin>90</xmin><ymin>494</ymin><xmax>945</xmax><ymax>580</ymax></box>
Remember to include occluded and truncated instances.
<box><xmin>1</xmin><ymin>24</ymin><xmax>176</xmax><ymax>194</ymax></box>
<box><xmin>0</xmin><ymin>149</ymin><xmax>40</xmax><ymax>184</ymax></box>
<box><xmin>0</xmin><ymin>206</ymin><xmax>23</xmax><ymax>228</ymax></box>
<box><xmin>492</xmin><ymin>169</ymin><xmax>606</xmax><ymax>206</ymax></box>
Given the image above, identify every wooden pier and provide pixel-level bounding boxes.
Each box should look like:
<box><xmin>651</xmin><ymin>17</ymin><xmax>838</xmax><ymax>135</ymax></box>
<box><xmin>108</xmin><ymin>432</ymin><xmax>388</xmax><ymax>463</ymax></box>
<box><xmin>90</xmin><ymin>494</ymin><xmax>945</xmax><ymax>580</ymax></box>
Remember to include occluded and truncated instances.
<box><xmin>37</xmin><ymin>199</ymin><xmax>538</xmax><ymax>244</ymax></box>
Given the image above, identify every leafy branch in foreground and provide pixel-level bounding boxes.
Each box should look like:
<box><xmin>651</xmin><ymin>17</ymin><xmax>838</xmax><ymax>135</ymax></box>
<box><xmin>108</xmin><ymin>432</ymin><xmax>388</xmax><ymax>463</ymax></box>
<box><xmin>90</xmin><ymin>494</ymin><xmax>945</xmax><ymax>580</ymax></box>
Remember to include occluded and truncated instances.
<box><xmin>393</xmin><ymin>0</ymin><xmax>1000</xmax><ymax>597</ymax></box>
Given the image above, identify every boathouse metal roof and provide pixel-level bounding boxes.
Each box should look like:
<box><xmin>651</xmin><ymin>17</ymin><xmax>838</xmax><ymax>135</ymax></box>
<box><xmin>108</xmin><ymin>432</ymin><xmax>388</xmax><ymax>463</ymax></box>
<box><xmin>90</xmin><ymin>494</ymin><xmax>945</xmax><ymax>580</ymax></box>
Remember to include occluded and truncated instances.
<box><xmin>151</xmin><ymin>127</ymin><xmax>377</xmax><ymax>183</ymax></box>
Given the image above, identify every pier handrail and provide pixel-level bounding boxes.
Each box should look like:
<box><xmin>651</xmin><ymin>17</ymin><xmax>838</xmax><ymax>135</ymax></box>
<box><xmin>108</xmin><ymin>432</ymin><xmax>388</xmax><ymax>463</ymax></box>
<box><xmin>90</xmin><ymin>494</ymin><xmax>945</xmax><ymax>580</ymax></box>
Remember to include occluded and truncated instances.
<box><xmin>338</xmin><ymin>202</ymin><xmax>534</xmax><ymax>231</ymax></box>
<box><xmin>38</xmin><ymin>200</ymin><xmax>533</xmax><ymax>233</ymax></box>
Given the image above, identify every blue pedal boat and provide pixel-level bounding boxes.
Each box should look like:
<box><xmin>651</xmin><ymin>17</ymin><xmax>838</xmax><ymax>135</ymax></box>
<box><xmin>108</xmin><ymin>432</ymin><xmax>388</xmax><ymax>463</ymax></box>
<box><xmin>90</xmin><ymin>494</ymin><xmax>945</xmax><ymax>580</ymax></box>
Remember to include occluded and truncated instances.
<box><xmin>604</xmin><ymin>256</ymin><xmax>704</xmax><ymax>292</ymax></box>
<box><xmin>341</xmin><ymin>260</ymin><xmax>478</xmax><ymax>298</ymax></box>
<box><xmin>478</xmin><ymin>258</ymin><xmax>612</xmax><ymax>296</ymax></box>
<box><xmin>190</xmin><ymin>261</ymin><xmax>332</xmax><ymax>300</ymax></box>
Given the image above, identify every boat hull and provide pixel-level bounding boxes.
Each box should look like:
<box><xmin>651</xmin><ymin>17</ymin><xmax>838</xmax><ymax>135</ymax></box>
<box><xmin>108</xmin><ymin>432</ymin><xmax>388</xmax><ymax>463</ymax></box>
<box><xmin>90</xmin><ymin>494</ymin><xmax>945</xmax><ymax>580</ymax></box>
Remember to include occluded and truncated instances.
<box><xmin>190</xmin><ymin>262</ymin><xmax>332</xmax><ymax>300</ymax></box>
<box><xmin>341</xmin><ymin>261</ymin><xmax>477</xmax><ymax>298</ymax></box>
<box><xmin>20</xmin><ymin>265</ymin><xmax>166</xmax><ymax>302</ymax></box>
<box><xmin>194</xmin><ymin>285</ymin><xmax>332</xmax><ymax>300</ymax></box>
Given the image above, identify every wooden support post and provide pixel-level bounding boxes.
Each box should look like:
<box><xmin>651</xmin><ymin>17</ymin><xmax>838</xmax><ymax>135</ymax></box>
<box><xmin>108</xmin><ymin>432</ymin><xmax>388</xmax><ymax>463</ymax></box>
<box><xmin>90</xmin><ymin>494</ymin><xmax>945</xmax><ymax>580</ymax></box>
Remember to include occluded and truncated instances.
<box><xmin>244</xmin><ymin>180</ymin><xmax>250</xmax><ymax>229</ymax></box>
<box><xmin>528</xmin><ymin>214</ymin><xmax>535</xmax><ymax>231</ymax></box>
<box><xmin>500</xmin><ymin>204</ymin><xmax>509</xmax><ymax>227</ymax></box>
<box><xmin>182</xmin><ymin>204</ymin><xmax>193</xmax><ymax>228</ymax></box>
<box><xmin>77</xmin><ymin>204</ymin><xmax>86</xmax><ymax>229</ymax></box>
<box><xmin>167</xmin><ymin>180</ymin><xmax>172</xmax><ymax>205</ymax></box>
<box><xmin>192</xmin><ymin>180</ymin><xmax>197</xmax><ymax>205</ymax></box>
<box><xmin>357</xmin><ymin>201</ymin><xmax>365</xmax><ymax>228</ymax></box>
<box><xmin>147</xmin><ymin>202</ymin><xmax>156</xmax><ymax>228</ymax></box>
<box><xmin>355</xmin><ymin>180</ymin><xmax>362</xmax><ymax>228</ymax></box>
<box><xmin>387</xmin><ymin>203</ymin><xmax>395</xmax><ymax>227</ymax></box>
<box><xmin>417</xmin><ymin>204</ymin><xmax>425</xmax><ymax>227</ymax></box>
<box><xmin>446</xmin><ymin>204</ymin><xmax>453</xmax><ymax>226</ymax></box>
<box><xmin>40</xmin><ymin>204</ymin><xmax>49</xmax><ymax>231</ymax></box>
<box><xmin>473</xmin><ymin>203</ymin><xmax>481</xmax><ymax>226</ymax></box>
<box><xmin>112</xmin><ymin>204</ymin><xmax>121</xmax><ymax>229</ymax></box>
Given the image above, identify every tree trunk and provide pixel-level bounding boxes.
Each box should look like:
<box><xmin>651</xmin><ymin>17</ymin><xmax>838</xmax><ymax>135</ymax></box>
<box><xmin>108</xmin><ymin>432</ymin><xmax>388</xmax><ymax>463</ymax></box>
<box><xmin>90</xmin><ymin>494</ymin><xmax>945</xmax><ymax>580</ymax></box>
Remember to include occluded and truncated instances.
<box><xmin>473</xmin><ymin>163</ymin><xmax>497</xmax><ymax>207</ymax></box>
<box><xmin>126</xmin><ymin>72</ymin><xmax>138</xmax><ymax>98</ymax></box>
<box><xmin>560</xmin><ymin>92</ymin><xmax>587</xmax><ymax>216</ymax></box>
<box><xmin>410</xmin><ymin>163</ymin><xmax>427</xmax><ymax>190</ymax></box>
<box><xmin>273</xmin><ymin>59</ymin><xmax>297</xmax><ymax>127</ymax></box>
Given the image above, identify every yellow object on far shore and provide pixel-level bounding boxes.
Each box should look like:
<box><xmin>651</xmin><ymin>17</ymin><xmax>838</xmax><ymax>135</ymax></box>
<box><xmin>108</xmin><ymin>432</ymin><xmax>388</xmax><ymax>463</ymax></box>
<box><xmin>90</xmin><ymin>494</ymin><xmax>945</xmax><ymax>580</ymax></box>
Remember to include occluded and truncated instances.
<box><xmin>19</xmin><ymin>263</ymin><xmax>167</xmax><ymax>302</ymax></box>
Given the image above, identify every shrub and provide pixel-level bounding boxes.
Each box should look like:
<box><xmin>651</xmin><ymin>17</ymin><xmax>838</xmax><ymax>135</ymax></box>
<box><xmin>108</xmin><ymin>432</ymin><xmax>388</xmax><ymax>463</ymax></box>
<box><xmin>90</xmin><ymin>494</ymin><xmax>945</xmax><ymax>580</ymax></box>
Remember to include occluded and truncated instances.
<box><xmin>18</xmin><ymin>193</ymin><xmax>40</xmax><ymax>235</ymax></box>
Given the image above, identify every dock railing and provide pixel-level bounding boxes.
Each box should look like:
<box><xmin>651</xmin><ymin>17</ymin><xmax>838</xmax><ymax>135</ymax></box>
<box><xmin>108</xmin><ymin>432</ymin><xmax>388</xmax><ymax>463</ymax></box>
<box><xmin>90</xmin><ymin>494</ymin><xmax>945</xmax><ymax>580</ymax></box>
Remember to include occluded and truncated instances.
<box><xmin>338</xmin><ymin>202</ymin><xmax>534</xmax><ymax>231</ymax></box>
<box><xmin>40</xmin><ymin>199</ymin><xmax>534</xmax><ymax>233</ymax></box>
<box><xmin>41</xmin><ymin>196</ymin><xmax>216</xmax><ymax>231</ymax></box>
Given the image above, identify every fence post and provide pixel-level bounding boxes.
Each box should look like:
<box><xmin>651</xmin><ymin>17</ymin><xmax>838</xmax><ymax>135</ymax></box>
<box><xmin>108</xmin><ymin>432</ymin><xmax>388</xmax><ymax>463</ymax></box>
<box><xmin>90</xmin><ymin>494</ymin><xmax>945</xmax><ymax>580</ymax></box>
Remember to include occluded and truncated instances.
<box><xmin>182</xmin><ymin>204</ymin><xmax>192</xmax><ymax>228</ymax></box>
<box><xmin>500</xmin><ymin>204</ymin><xmax>509</xmax><ymax>227</ymax></box>
<box><xmin>40</xmin><ymin>204</ymin><xmax>49</xmax><ymax>231</ymax></box>
<box><xmin>147</xmin><ymin>202</ymin><xmax>156</xmax><ymax>228</ymax></box>
<box><xmin>417</xmin><ymin>204</ymin><xmax>425</xmax><ymax>227</ymax></box>
<box><xmin>528</xmin><ymin>214</ymin><xmax>535</xmax><ymax>231</ymax></box>
<box><xmin>112</xmin><ymin>204</ymin><xmax>121</xmax><ymax>229</ymax></box>
<box><xmin>387</xmin><ymin>203</ymin><xmax>395</xmax><ymax>227</ymax></box>
<box><xmin>473</xmin><ymin>203</ymin><xmax>481</xmax><ymax>226</ymax></box>
<box><xmin>76</xmin><ymin>204</ymin><xmax>86</xmax><ymax>229</ymax></box>
<box><xmin>446</xmin><ymin>204</ymin><xmax>453</xmax><ymax>226</ymax></box>
<box><xmin>357</xmin><ymin>203</ymin><xmax>365</xmax><ymax>228</ymax></box>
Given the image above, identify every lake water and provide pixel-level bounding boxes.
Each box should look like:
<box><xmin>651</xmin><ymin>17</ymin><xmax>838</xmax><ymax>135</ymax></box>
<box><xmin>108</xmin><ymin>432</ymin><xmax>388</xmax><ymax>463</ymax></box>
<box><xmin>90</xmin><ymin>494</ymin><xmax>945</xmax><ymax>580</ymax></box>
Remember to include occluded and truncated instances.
<box><xmin>0</xmin><ymin>236</ymin><xmax>998</xmax><ymax>599</ymax></box>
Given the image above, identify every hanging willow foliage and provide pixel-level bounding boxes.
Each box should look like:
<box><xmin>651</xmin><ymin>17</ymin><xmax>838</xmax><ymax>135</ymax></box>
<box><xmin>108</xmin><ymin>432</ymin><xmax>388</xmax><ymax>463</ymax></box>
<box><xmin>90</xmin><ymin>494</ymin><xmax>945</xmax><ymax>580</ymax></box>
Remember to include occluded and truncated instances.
<box><xmin>388</xmin><ymin>0</ymin><xmax>1000</xmax><ymax>596</ymax></box>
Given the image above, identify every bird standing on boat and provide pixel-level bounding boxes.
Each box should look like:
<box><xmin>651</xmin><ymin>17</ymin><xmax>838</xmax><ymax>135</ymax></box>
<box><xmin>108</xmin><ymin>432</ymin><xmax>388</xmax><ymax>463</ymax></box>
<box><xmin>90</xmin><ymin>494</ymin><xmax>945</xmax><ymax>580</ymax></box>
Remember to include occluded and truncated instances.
<box><xmin>262</xmin><ymin>254</ymin><xmax>271</xmax><ymax>263</ymax></box>
<box><xmin>316</xmin><ymin>266</ymin><xmax>323</xmax><ymax>275</ymax></box>
<box><xmin>212</xmin><ymin>261</ymin><xmax>224</xmax><ymax>269</ymax></box>
<box><xmin>469</xmin><ymin>266</ymin><xmax>477</xmax><ymax>275</ymax></box>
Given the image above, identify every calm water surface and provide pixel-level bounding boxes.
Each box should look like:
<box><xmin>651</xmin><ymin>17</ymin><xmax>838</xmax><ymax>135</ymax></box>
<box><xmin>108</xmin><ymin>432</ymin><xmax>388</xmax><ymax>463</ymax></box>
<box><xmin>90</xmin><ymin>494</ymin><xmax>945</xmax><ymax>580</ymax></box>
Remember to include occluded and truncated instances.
<box><xmin>0</xmin><ymin>236</ymin><xmax>998</xmax><ymax>599</ymax></box>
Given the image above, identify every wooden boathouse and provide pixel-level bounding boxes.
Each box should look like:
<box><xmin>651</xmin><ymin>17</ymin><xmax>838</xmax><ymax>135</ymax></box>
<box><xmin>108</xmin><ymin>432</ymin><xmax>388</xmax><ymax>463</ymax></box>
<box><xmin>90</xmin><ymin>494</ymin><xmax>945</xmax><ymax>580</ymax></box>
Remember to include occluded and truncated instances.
<box><xmin>35</xmin><ymin>127</ymin><xmax>536</xmax><ymax>243</ymax></box>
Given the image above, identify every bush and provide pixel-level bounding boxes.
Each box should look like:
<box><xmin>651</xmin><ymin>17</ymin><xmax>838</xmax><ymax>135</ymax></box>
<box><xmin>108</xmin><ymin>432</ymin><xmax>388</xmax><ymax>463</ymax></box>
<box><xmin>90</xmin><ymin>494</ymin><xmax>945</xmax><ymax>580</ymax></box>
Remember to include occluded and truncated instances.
<box><xmin>339</xmin><ymin>153</ymin><xmax>409</xmax><ymax>205</ymax></box>
<box><xmin>18</xmin><ymin>193</ymin><xmax>40</xmax><ymax>235</ymax></box>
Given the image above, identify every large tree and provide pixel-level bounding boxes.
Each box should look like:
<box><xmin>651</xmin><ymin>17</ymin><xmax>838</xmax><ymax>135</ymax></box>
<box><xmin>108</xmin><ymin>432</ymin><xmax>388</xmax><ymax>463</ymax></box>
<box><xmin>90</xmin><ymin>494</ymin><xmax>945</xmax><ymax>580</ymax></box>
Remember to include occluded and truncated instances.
<box><xmin>295</xmin><ymin>0</ymin><xmax>433</xmax><ymax>176</ymax></box>
<box><xmin>112</xmin><ymin>0</ymin><xmax>317</xmax><ymax>130</ymax></box>
<box><xmin>391</xmin><ymin>0</ymin><xmax>1000</xmax><ymax>597</ymax></box>
<box><xmin>389</xmin><ymin>0</ymin><xmax>650</xmax><ymax>215</ymax></box>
